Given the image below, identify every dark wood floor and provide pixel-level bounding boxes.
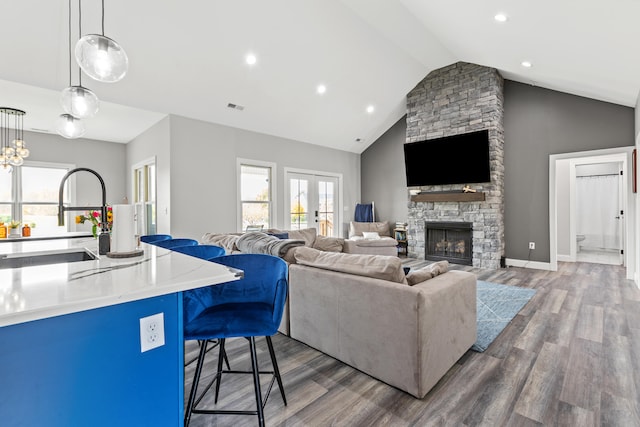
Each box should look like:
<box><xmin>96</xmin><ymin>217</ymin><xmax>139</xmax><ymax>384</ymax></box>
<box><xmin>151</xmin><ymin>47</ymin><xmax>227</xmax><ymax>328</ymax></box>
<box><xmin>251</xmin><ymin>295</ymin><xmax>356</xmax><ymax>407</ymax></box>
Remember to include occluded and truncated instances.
<box><xmin>184</xmin><ymin>261</ymin><xmax>640</xmax><ymax>426</ymax></box>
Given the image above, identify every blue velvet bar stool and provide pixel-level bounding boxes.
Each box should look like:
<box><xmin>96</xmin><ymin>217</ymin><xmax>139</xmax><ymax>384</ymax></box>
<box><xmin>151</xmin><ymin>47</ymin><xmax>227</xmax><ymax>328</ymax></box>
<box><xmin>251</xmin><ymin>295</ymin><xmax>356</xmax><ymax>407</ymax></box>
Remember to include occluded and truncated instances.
<box><xmin>172</xmin><ymin>244</ymin><xmax>226</xmax><ymax>260</ymax></box>
<box><xmin>153</xmin><ymin>238</ymin><xmax>198</xmax><ymax>249</ymax></box>
<box><xmin>183</xmin><ymin>254</ymin><xmax>288</xmax><ymax>427</ymax></box>
<box><xmin>140</xmin><ymin>234</ymin><xmax>172</xmax><ymax>244</ymax></box>
<box><xmin>172</xmin><ymin>244</ymin><xmax>229</xmax><ymax>368</ymax></box>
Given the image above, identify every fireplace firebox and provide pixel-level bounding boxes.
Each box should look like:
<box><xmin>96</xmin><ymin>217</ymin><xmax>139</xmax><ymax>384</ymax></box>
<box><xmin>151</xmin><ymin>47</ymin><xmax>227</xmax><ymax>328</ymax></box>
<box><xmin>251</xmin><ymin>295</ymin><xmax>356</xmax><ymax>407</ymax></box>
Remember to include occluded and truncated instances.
<box><xmin>425</xmin><ymin>222</ymin><xmax>472</xmax><ymax>265</ymax></box>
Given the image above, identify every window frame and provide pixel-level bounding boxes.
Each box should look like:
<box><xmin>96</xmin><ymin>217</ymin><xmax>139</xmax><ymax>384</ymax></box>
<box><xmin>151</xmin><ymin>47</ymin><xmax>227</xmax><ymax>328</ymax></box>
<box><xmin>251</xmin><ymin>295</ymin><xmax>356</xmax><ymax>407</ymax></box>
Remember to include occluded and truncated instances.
<box><xmin>0</xmin><ymin>160</ymin><xmax>76</xmax><ymax>231</ymax></box>
<box><xmin>236</xmin><ymin>159</ymin><xmax>277</xmax><ymax>233</ymax></box>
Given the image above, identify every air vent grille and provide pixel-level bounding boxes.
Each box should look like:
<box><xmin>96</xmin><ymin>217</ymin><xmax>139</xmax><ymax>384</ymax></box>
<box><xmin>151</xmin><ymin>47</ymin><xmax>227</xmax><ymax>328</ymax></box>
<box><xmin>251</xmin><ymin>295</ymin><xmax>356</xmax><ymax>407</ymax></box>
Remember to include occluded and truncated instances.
<box><xmin>227</xmin><ymin>103</ymin><xmax>245</xmax><ymax>111</ymax></box>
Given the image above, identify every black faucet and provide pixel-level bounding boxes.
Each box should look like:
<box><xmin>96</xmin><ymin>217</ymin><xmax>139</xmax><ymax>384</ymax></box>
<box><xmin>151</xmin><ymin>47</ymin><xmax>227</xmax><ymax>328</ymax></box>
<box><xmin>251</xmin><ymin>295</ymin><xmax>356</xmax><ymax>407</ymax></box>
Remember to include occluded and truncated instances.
<box><xmin>58</xmin><ymin>167</ymin><xmax>110</xmax><ymax>255</ymax></box>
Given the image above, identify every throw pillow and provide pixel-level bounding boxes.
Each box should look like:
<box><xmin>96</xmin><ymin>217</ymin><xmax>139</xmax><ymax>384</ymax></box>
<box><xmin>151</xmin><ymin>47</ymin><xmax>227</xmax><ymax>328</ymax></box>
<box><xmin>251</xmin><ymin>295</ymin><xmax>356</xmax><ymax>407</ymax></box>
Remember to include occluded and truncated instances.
<box><xmin>406</xmin><ymin>261</ymin><xmax>449</xmax><ymax>285</ymax></box>
<box><xmin>362</xmin><ymin>231</ymin><xmax>381</xmax><ymax>240</ymax></box>
<box><xmin>294</xmin><ymin>246</ymin><xmax>406</xmax><ymax>284</ymax></box>
<box><xmin>287</xmin><ymin>228</ymin><xmax>317</xmax><ymax>247</ymax></box>
<box><xmin>312</xmin><ymin>235</ymin><xmax>344</xmax><ymax>252</ymax></box>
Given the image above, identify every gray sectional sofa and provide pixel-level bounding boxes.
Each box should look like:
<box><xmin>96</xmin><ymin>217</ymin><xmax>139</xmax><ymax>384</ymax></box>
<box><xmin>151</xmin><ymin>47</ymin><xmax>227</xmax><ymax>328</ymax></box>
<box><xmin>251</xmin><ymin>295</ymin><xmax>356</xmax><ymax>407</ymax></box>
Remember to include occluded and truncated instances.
<box><xmin>201</xmin><ymin>228</ymin><xmax>477</xmax><ymax>398</ymax></box>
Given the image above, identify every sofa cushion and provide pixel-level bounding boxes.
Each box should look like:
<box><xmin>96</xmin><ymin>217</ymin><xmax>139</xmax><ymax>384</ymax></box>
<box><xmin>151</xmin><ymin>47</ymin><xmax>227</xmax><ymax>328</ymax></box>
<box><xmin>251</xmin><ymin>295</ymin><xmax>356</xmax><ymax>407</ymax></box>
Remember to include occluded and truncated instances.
<box><xmin>349</xmin><ymin>221</ymin><xmax>391</xmax><ymax>238</ymax></box>
<box><xmin>312</xmin><ymin>235</ymin><xmax>344</xmax><ymax>252</ymax></box>
<box><xmin>287</xmin><ymin>228</ymin><xmax>317</xmax><ymax>247</ymax></box>
<box><xmin>294</xmin><ymin>246</ymin><xmax>406</xmax><ymax>284</ymax></box>
<box><xmin>347</xmin><ymin>236</ymin><xmax>397</xmax><ymax>247</ymax></box>
<box><xmin>406</xmin><ymin>261</ymin><xmax>450</xmax><ymax>286</ymax></box>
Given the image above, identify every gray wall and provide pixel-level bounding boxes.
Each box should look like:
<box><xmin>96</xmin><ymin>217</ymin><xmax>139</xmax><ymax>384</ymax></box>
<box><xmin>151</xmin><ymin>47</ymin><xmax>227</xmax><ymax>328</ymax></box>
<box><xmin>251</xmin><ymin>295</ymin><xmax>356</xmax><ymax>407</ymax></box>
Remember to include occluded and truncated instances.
<box><xmin>23</xmin><ymin>130</ymin><xmax>126</xmax><ymax>233</ymax></box>
<box><xmin>361</xmin><ymin>80</ymin><xmax>634</xmax><ymax>263</ymax></box>
<box><xmin>361</xmin><ymin>116</ymin><xmax>408</xmax><ymax>224</ymax></box>
<box><xmin>504</xmin><ymin>81</ymin><xmax>634</xmax><ymax>261</ymax></box>
<box><xmin>127</xmin><ymin>115</ymin><xmax>361</xmax><ymax>240</ymax></box>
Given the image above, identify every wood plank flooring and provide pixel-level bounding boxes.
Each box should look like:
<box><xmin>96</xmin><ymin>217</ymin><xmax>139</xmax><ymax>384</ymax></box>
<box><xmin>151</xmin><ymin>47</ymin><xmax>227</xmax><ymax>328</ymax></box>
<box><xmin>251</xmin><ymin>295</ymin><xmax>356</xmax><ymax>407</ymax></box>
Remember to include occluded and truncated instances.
<box><xmin>184</xmin><ymin>261</ymin><xmax>640</xmax><ymax>426</ymax></box>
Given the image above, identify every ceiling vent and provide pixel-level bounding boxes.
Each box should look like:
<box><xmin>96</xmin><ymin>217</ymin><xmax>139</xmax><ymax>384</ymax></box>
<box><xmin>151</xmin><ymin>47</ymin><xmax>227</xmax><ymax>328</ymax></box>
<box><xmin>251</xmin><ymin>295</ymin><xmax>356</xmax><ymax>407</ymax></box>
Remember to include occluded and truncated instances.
<box><xmin>227</xmin><ymin>103</ymin><xmax>245</xmax><ymax>111</ymax></box>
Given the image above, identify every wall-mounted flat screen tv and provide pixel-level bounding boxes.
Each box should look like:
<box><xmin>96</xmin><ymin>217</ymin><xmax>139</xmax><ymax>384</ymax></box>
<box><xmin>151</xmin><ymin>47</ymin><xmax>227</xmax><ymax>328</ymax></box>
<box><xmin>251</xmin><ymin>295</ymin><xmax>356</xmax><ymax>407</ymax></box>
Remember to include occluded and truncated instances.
<box><xmin>403</xmin><ymin>129</ymin><xmax>491</xmax><ymax>186</ymax></box>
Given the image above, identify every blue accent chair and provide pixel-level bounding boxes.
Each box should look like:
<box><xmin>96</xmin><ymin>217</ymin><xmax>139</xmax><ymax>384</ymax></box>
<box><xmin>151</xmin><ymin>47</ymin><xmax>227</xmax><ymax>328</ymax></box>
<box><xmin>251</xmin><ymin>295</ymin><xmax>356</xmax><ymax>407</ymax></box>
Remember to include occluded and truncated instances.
<box><xmin>152</xmin><ymin>238</ymin><xmax>198</xmax><ymax>249</ymax></box>
<box><xmin>183</xmin><ymin>254</ymin><xmax>288</xmax><ymax>427</ymax></box>
<box><xmin>140</xmin><ymin>234</ymin><xmax>172</xmax><ymax>244</ymax></box>
<box><xmin>172</xmin><ymin>244</ymin><xmax>226</xmax><ymax>261</ymax></box>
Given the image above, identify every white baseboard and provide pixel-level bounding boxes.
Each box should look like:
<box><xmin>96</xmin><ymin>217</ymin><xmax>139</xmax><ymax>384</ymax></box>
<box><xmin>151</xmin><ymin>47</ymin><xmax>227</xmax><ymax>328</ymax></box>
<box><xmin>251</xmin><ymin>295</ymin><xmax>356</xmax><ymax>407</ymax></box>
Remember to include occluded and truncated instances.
<box><xmin>556</xmin><ymin>254</ymin><xmax>575</xmax><ymax>262</ymax></box>
<box><xmin>505</xmin><ymin>258</ymin><xmax>553</xmax><ymax>271</ymax></box>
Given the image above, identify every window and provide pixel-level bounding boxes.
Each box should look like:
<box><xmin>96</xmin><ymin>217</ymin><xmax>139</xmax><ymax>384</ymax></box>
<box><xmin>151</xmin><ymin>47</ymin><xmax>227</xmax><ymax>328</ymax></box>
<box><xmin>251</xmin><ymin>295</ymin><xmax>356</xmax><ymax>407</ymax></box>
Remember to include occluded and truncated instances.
<box><xmin>132</xmin><ymin>158</ymin><xmax>157</xmax><ymax>235</ymax></box>
<box><xmin>238</xmin><ymin>161</ymin><xmax>275</xmax><ymax>232</ymax></box>
<box><xmin>0</xmin><ymin>162</ymin><xmax>73</xmax><ymax>235</ymax></box>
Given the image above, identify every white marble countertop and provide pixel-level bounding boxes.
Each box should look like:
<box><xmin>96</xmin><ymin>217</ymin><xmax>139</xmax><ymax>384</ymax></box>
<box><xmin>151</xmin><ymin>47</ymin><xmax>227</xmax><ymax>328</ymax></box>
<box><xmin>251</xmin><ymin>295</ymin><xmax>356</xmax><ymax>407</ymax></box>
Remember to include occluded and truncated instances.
<box><xmin>0</xmin><ymin>237</ymin><xmax>239</xmax><ymax>327</ymax></box>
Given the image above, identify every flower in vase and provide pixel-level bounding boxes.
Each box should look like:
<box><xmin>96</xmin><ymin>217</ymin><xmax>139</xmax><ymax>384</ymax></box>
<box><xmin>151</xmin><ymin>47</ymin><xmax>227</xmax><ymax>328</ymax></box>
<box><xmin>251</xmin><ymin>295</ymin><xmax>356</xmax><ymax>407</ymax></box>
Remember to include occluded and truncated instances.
<box><xmin>76</xmin><ymin>208</ymin><xmax>113</xmax><ymax>238</ymax></box>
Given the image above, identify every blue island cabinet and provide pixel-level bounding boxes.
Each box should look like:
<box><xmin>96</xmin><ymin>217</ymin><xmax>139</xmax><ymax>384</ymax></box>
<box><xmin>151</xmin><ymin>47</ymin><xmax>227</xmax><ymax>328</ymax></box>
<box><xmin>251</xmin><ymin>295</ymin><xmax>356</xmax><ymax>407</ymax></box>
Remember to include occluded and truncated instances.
<box><xmin>0</xmin><ymin>293</ymin><xmax>184</xmax><ymax>427</ymax></box>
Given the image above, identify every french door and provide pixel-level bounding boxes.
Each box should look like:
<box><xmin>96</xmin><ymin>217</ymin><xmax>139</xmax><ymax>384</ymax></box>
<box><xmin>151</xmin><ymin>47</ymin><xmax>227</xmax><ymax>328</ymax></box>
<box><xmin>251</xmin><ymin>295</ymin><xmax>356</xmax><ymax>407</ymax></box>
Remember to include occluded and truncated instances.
<box><xmin>286</xmin><ymin>171</ymin><xmax>339</xmax><ymax>237</ymax></box>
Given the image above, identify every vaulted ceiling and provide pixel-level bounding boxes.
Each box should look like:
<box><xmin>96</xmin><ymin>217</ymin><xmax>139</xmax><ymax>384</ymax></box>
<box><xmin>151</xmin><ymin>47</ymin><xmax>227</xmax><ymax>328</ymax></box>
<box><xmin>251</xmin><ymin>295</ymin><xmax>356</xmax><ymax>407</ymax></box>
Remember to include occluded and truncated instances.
<box><xmin>1</xmin><ymin>0</ymin><xmax>638</xmax><ymax>153</ymax></box>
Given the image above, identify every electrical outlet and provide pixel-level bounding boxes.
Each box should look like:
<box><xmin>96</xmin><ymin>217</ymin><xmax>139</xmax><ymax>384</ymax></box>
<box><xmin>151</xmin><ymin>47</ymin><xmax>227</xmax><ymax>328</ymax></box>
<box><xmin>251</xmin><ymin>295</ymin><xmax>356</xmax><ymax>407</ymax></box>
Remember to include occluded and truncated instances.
<box><xmin>140</xmin><ymin>312</ymin><xmax>165</xmax><ymax>353</ymax></box>
<box><xmin>529</xmin><ymin>242</ymin><xmax>535</xmax><ymax>250</ymax></box>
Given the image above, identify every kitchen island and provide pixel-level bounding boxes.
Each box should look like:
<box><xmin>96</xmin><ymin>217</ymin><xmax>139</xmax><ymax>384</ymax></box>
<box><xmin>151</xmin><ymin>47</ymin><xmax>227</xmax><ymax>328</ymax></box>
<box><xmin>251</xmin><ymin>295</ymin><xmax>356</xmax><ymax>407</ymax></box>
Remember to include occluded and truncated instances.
<box><xmin>0</xmin><ymin>237</ymin><xmax>239</xmax><ymax>426</ymax></box>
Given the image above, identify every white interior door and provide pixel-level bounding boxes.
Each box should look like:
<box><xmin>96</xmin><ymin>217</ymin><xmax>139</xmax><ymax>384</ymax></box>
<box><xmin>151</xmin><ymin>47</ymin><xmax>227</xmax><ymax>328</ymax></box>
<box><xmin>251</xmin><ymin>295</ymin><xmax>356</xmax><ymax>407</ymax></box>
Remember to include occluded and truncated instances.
<box><xmin>286</xmin><ymin>172</ymin><xmax>339</xmax><ymax>237</ymax></box>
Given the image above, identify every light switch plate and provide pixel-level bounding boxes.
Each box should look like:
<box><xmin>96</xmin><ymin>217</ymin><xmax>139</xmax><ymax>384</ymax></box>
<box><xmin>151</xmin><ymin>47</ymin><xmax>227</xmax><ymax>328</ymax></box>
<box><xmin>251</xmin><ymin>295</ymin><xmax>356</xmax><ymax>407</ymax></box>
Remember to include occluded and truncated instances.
<box><xmin>140</xmin><ymin>312</ymin><xmax>165</xmax><ymax>352</ymax></box>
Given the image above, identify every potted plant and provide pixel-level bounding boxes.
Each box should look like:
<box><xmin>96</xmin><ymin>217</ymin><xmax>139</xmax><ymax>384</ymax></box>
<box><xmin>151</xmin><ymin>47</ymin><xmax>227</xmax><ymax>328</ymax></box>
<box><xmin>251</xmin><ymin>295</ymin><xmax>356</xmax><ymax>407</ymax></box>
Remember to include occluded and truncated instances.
<box><xmin>8</xmin><ymin>220</ymin><xmax>21</xmax><ymax>237</ymax></box>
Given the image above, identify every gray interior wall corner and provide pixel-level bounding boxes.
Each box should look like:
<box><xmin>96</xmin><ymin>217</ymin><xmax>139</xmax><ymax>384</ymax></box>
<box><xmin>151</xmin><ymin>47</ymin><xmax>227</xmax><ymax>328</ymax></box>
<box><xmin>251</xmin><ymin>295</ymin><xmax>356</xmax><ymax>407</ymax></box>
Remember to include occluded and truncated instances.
<box><xmin>361</xmin><ymin>115</ymin><xmax>408</xmax><ymax>225</ymax></box>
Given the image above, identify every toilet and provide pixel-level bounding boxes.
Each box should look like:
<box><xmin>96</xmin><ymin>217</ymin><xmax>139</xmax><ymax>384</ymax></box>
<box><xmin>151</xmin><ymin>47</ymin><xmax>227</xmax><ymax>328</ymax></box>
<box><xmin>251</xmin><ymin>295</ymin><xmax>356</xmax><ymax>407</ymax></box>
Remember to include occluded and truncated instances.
<box><xmin>576</xmin><ymin>234</ymin><xmax>586</xmax><ymax>252</ymax></box>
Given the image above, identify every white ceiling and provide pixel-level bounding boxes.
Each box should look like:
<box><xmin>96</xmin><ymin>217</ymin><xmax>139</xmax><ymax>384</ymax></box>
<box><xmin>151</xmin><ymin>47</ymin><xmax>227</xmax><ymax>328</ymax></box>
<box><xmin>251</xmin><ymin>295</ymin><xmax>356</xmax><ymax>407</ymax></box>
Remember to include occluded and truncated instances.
<box><xmin>1</xmin><ymin>0</ymin><xmax>638</xmax><ymax>153</ymax></box>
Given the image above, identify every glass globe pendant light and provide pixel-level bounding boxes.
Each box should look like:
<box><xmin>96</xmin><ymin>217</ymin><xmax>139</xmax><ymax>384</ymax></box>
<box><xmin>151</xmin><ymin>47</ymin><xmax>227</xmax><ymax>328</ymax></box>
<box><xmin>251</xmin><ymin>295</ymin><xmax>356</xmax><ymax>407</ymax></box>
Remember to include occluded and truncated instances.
<box><xmin>75</xmin><ymin>0</ymin><xmax>128</xmax><ymax>83</ymax></box>
<box><xmin>61</xmin><ymin>85</ymin><xmax>99</xmax><ymax>118</ymax></box>
<box><xmin>56</xmin><ymin>114</ymin><xmax>86</xmax><ymax>139</ymax></box>
<box><xmin>61</xmin><ymin>0</ymin><xmax>99</xmax><ymax>119</ymax></box>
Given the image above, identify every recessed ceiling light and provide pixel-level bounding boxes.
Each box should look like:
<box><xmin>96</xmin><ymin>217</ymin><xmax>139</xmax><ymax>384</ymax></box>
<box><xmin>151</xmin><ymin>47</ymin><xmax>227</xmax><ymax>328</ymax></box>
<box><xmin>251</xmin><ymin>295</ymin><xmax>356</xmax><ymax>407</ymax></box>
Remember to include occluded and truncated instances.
<box><xmin>521</xmin><ymin>61</ymin><xmax>532</xmax><ymax>68</ymax></box>
<box><xmin>366</xmin><ymin>105</ymin><xmax>375</xmax><ymax>114</ymax></box>
<box><xmin>316</xmin><ymin>84</ymin><xmax>327</xmax><ymax>95</ymax></box>
<box><xmin>245</xmin><ymin>53</ymin><xmax>257</xmax><ymax>66</ymax></box>
<box><xmin>494</xmin><ymin>13</ymin><xmax>507</xmax><ymax>22</ymax></box>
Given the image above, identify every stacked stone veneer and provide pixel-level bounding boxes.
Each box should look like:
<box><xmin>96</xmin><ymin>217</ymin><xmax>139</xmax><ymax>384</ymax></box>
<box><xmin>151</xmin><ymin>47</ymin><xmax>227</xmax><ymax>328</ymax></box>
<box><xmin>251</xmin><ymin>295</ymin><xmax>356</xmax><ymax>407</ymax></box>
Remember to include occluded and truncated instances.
<box><xmin>406</xmin><ymin>62</ymin><xmax>504</xmax><ymax>269</ymax></box>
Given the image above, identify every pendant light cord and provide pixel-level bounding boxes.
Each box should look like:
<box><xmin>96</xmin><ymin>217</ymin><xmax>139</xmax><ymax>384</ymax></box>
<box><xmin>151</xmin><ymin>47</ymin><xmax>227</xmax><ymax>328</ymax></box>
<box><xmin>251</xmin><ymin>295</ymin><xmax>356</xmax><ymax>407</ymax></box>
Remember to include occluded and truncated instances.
<box><xmin>102</xmin><ymin>0</ymin><xmax>105</xmax><ymax>36</ymax></box>
<box><xmin>67</xmin><ymin>0</ymin><xmax>72</xmax><ymax>88</ymax></box>
<box><xmin>78</xmin><ymin>0</ymin><xmax>82</xmax><ymax>87</ymax></box>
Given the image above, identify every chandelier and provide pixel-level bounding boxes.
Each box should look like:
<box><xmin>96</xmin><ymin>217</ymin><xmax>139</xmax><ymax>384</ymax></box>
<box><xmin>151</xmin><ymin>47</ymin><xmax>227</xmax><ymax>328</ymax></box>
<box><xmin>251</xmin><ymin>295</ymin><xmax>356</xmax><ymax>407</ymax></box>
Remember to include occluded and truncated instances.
<box><xmin>0</xmin><ymin>108</ymin><xmax>29</xmax><ymax>171</ymax></box>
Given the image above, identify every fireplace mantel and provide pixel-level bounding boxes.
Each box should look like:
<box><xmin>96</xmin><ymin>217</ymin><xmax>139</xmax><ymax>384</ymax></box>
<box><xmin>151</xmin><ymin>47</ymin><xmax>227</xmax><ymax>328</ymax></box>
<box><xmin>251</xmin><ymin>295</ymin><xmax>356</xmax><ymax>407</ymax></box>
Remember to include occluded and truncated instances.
<box><xmin>410</xmin><ymin>192</ymin><xmax>486</xmax><ymax>203</ymax></box>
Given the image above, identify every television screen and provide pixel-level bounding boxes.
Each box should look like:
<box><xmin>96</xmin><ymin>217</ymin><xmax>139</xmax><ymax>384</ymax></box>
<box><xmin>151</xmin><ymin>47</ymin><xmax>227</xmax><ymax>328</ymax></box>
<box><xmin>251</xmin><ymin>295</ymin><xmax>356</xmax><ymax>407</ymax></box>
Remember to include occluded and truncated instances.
<box><xmin>403</xmin><ymin>129</ymin><xmax>491</xmax><ymax>186</ymax></box>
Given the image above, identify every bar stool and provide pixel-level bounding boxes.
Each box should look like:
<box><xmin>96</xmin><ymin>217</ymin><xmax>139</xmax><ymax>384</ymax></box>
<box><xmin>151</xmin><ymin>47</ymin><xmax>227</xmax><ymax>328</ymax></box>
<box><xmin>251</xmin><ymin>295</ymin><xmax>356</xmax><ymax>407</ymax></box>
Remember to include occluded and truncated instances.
<box><xmin>172</xmin><ymin>244</ymin><xmax>226</xmax><ymax>260</ymax></box>
<box><xmin>140</xmin><ymin>234</ymin><xmax>172</xmax><ymax>243</ymax></box>
<box><xmin>153</xmin><ymin>238</ymin><xmax>198</xmax><ymax>249</ymax></box>
<box><xmin>183</xmin><ymin>254</ymin><xmax>288</xmax><ymax>427</ymax></box>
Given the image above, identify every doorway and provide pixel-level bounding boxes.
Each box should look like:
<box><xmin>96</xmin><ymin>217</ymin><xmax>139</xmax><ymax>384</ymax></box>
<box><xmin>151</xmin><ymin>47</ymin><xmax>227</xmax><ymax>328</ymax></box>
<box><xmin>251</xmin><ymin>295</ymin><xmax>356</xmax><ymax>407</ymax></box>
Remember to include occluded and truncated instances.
<box><xmin>549</xmin><ymin>147</ymin><xmax>635</xmax><ymax>280</ymax></box>
<box><xmin>284</xmin><ymin>169</ymin><xmax>341</xmax><ymax>237</ymax></box>
<box><xmin>573</xmin><ymin>161</ymin><xmax>623</xmax><ymax>265</ymax></box>
<box><xmin>132</xmin><ymin>157</ymin><xmax>157</xmax><ymax>236</ymax></box>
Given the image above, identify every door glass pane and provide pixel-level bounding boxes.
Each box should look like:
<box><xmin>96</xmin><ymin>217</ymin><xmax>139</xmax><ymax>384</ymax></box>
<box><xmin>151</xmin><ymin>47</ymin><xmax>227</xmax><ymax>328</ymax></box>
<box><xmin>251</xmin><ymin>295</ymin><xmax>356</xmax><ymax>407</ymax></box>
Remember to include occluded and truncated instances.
<box><xmin>290</xmin><ymin>179</ymin><xmax>308</xmax><ymax>230</ymax></box>
<box><xmin>242</xmin><ymin>202</ymin><xmax>269</xmax><ymax>230</ymax></box>
<box><xmin>318</xmin><ymin>180</ymin><xmax>334</xmax><ymax>236</ymax></box>
<box><xmin>21</xmin><ymin>166</ymin><xmax>68</xmax><ymax>202</ymax></box>
<box><xmin>147</xmin><ymin>165</ymin><xmax>156</xmax><ymax>202</ymax></box>
<box><xmin>0</xmin><ymin>172</ymin><xmax>11</xmax><ymax>202</ymax></box>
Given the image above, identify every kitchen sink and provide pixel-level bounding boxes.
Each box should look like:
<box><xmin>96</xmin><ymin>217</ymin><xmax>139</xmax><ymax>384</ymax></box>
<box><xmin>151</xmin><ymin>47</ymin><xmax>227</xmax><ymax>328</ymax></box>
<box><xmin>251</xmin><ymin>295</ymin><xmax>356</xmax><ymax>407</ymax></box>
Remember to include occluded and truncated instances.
<box><xmin>0</xmin><ymin>248</ymin><xmax>97</xmax><ymax>269</ymax></box>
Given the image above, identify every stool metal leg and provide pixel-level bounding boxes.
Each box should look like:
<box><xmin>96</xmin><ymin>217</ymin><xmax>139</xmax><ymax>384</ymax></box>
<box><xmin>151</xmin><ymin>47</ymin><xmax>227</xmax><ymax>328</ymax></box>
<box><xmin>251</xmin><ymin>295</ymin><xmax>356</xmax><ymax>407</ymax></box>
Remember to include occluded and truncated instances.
<box><xmin>266</xmin><ymin>336</ymin><xmax>287</xmax><ymax>405</ymax></box>
<box><xmin>184</xmin><ymin>339</ymin><xmax>208</xmax><ymax>427</ymax></box>
<box><xmin>213</xmin><ymin>338</ymin><xmax>226</xmax><ymax>404</ymax></box>
<box><xmin>248</xmin><ymin>336</ymin><xmax>265</xmax><ymax>427</ymax></box>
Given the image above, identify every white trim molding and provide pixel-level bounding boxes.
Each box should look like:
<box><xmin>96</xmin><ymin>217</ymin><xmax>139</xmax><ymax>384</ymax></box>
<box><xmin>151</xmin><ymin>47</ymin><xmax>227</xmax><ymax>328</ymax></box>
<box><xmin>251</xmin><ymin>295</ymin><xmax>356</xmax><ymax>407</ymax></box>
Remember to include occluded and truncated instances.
<box><xmin>505</xmin><ymin>258</ymin><xmax>553</xmax><ymax>271</ymax></box>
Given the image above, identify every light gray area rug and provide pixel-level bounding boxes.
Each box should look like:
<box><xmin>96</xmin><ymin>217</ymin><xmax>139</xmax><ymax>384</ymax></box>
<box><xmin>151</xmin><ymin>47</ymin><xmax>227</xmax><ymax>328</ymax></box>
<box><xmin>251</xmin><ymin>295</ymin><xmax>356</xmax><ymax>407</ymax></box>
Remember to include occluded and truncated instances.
<box><xmin>472</xmin><ymin>280</ymin><xmax>536</xmax><ymax>352</ymax></box>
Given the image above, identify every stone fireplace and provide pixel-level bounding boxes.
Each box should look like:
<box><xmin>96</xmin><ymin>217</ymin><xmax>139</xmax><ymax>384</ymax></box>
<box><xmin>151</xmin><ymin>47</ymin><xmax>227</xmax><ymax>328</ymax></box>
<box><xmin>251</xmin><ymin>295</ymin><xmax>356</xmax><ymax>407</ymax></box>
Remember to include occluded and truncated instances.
<box><xmin>405</xmin><ymin>62</ymin><xmax>505</xmax><ymax>269</ymax></box>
